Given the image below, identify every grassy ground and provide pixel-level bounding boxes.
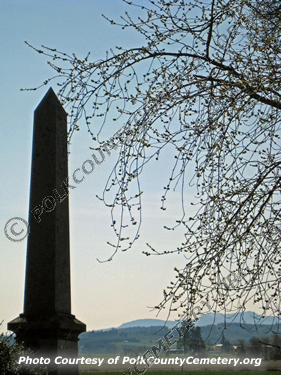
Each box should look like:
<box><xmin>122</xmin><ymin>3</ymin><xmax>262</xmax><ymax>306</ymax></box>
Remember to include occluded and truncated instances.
<box><xmin>78</xmin><ymin>357</ymin><xmax>281</xmax><ymax>373</ymax></box>
<box><xmin>79</xmin><ymin>372</ymin><xmax>280</xmax><ymax>375</ymax></box>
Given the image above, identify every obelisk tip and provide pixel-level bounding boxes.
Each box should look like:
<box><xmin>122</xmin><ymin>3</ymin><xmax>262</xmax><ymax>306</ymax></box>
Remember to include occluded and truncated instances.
<box><xmin>35</xmin><ymin>87</ymin><xmax>66</xmax><ymax>114</ymax></box>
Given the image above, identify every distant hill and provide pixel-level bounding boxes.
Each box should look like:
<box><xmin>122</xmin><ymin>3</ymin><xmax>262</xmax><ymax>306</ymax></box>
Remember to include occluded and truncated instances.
<box><xmin>116</xmin><ymin>312</ymin><xmax>279</xmax><ymax>330</ymax></box>
<box><xmin>118</xmin><ymin>319</ymin><xmax>175</xmax><ymax>329</ymax></box>
<box><xmin>196</xmin><ymin>311</ymin><xmax>277</xmax><ymax>326</ymax></box>
<box><xmin>79</xmin><ymin>317</ymin><xmax>280</xmax><ymax>355</ymax></box>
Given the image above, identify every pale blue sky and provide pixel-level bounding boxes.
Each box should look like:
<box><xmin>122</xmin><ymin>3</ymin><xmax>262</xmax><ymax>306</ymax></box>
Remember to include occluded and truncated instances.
<box><xmin>2</xmin><ymin>0</ymin><xmax>267</xmax><ymax>336</ymax></box>
<box><xmin>0</xmin><ymin>0</ymin><xmax>197</xmax><ymax>333</ymax></box>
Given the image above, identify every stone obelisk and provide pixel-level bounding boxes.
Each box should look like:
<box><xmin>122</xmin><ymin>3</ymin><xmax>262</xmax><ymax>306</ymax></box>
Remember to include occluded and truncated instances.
<box><xmin>8</xmin><ymin>88</ymin><xmax>86</xmax><ymax>375</ymax></box>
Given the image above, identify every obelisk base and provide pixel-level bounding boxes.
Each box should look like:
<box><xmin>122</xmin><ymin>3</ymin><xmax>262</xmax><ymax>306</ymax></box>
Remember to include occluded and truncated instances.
<box><xmin>8</xmin><ymin>313</ymin><xmax>86</xmax><ymax>375</ymax></box>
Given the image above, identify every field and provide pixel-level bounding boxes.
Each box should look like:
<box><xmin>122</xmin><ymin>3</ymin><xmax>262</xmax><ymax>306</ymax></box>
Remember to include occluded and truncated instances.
<box><xmin>77</xmin><ymin>356</ymin><xmax>281</xmax><ymax>373</ymax></box>
<box><xmin>79</xmin><ymin>372</ymin><xmax>280</xmax><ymax>375</ymax></box>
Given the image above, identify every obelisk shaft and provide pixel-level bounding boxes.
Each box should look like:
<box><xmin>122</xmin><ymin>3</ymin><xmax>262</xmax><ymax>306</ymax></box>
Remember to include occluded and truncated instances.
<box><xmin>24</xmin><ymin>87</ymin><xmax>71</xmax><ymax>316</ymax></box>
